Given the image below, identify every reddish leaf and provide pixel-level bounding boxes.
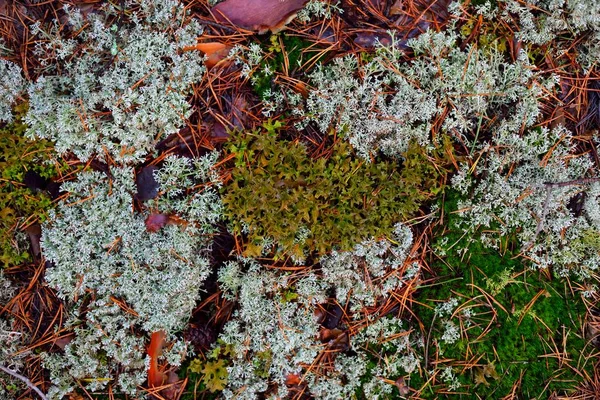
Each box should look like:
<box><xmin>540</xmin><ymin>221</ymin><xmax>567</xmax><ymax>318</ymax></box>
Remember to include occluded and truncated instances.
<box><xmin>319</xmin><ymin>328</ymin><xmax>349</xmax><ymax>350</ymax></box>
<box><xmin>147</xmin><ymin>330</ymin><xmax>167</xmax><ymax>388</ymax></box>
<box><xmin>212</xmin><ymin>0</ymin><xmax>309</xmax><ymax>34</ymax></box>
<box><xmin>285</xmin><ymin>373</ymin><xmax>301</xmax><ymax>386</ymax></box>
<box><xmin>183</xmin><ymin>42</ymin><xmax>233</xmax><ymax>69</ymax></box>
<box><xmin>145</xmin><ymin>213</ymin><xmax>170</xmax><ymax>233</ymax></box>
<box><xmin>53</xmin><ymin>333</ymin><xmax>75</xmax><ymax>350</ymax></box>
<box><xmin>313</xmin><ymin>307</ymin><xmax>326</xmax><ymax>324</ymax></box>
<box><xmin>395</xmin><ymin>377</ymin><xmax>410</xmax><ymax>396</ymax></box>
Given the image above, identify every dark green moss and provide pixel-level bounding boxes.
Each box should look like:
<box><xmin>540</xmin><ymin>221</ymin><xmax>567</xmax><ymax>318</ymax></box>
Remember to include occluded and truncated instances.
<box><xmin>410</xmin><ymin>192</ymin><xmax>594</xmax><ymax>398</ymax></box>
<box><xmin>251</xmin><ymin>34</ymin><xmax>328</xmax><ymax>98</ymax></box>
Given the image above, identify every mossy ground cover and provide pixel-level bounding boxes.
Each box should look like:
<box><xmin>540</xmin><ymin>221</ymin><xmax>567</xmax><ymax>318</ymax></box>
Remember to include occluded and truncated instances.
<box><xmin>0</xmin><ymin>103</ymin><xmax>68</xmax><ymax>267</ymax></box>
<box><xmin>408</xmin><ymin>192</ymin><xmax>596</xmax><ymax>398</ymax></box>
<box><xmin>222</xmin><ymin>125</ymin><xmax>444</xmax><ymax>260</ymax></box>
<box><xmin>2</xmin><ymin>0</ymin><xmax>600</xmax><ymax>399</ymax></box>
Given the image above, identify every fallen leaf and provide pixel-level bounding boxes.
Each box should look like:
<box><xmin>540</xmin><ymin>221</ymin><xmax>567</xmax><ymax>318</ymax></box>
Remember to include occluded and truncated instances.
<box><xmin>322</xmin><ymin>303</ymin><xmax>343</xmax><ymax>329</ymax></box>
<box><xmin>135</xmin><ymin>166</ymin><xmax>159</xmax><ymax>201</ymax></box>
<box><xmin>394</xmin><ymin>377</ymin><xmax>410</xmax><ymax>396</ymax></box>
<box><xmin>313</xmin><ymin>307</ymin><xmax>326</xmax><ymax>324</ymax></box>
<box><xmin>389</xmin><ymin>0</ymin><xmax>406</xmax><ymax>16</ymax></box>
<box><xmin>53</xmin><ymin>333</ymin><xmax>75</xmax><ymax>350</ymax></box>
<box><xmin>183</xmin><ymin>42</ymin><xmax>233</xmax><ymax>69</ymax></box>
<box><xmin>212</xmin><ymin>0</ymin><xmax>309</xmax><ymax>34</ymax></box>
<box><xmin>474</xmin><ymin>367</ymin><xmax>489</xmax><ymax>387</ymax></box>
<box><xmin>24</xmin><ymin>223</ymin><xmax>41</xmax><ymax>257</ymax></box>
<box><xmin>319</xmin><ymin>328</ymin><xmax>349</xmax><ymax>351</ymax></box>
<box><xmin>145</xmin><ymin>214</ymin><xmax>170</xmax><ymax>233</ymax></box>
<box><xmin>160</xmin><ymin>370</ymin><xmax>184</xmax><ymax>400</ymax></box>
<box><xmin>147</xmin><ymin>330</ymin><xmax>167</xmax><ymax>388</ymax></box>
<box><xmin>483</xmin><ymin>362</ymin><xmax>501</xmax><ymax>380</ymax></box>
<box><xmin>285</xmin><ymin>373</ymin><xmax>301</xmax><ymax>386</ymax></box>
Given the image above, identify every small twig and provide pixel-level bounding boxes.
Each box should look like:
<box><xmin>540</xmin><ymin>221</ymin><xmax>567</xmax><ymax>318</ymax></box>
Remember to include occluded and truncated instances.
<box><xmin>543</xmin><ymin>177</ymin><xmax>600</xmax><ymax>188</ymax></box>
<box><xmin>424</xmin><ymin>312</ymin><xmax>436</xmax><ymax>370</ymax></box>
<box><xmin>0</xmin><ymin>364</ymin><xmax>48</xmax><ymax>400</ymax></box>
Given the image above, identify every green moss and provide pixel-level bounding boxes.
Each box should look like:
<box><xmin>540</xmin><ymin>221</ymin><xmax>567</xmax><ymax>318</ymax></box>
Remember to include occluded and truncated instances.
<box><xmin>252</xmin><ymin>34</ymin><xmax>327</xmax><ymax>98</ymax></box>
<box><xmin>410</xmin><ymin>192</ymin><xmax>594</xmax><ymax>398</ymax></box>
<box><xmin>0</xmin><ymin>103</ymin><xmax>66</xmax><ymax>267</ymax></box>
<box><xmin>221</xmin><ymin>126</ymin><xmax>444</xmax><ymax>260</ymax></box>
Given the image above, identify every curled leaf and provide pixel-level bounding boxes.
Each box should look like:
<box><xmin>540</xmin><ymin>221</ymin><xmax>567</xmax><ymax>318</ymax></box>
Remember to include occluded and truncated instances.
<box><xmin>145</xmin><ymin>213</ymin><xmax>170</xmax><ymax>233</ymax></box>
<box><xmin>183</xmin><ymin>42</ymin><xmax>233</xmax><ymax>69</ymax></box>
<box><xmin>147</xmin><ymin>330</ymin><xmax>167</xmax><ymax>388</ymax></box>
<box><xmin>212</xmin><ymin>0</ymin><xmax>309</xmax><ymax>34</ymax></box>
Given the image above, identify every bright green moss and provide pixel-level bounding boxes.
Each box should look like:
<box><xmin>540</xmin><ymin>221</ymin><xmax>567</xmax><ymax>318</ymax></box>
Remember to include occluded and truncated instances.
<box><xmin>410</xmin><ymin>192</ymin><xmax>594</xmax><ymax>398</ymax></box>
<box><xmin>221</xmin><ymin>126</ymin><xmax>444</xmax><ymax>260</ymax></box>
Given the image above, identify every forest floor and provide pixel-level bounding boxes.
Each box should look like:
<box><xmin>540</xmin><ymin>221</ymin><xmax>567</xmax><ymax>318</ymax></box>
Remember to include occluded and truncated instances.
<box><xmin>2</xmin><ymin>0</ymin><xmax>600</xmax><ymax>399</ymax></box>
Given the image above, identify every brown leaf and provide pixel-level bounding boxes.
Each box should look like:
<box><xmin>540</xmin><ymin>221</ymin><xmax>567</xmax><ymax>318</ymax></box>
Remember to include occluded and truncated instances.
<box><xmin>319</xmin><ymin>328</ymin><xmax>342</xmax><ymax>342</ymax></box>
<box><xmin>285</xmin><ymin>373</ymin><xmax>301</xmax><ymax>386</ymax></box>
<box><xmin>53</xmin><ymin>333</ymin><xmax>75</xmax><ymax>350</ymax></box>
<box><xmin>212</xmin><ymin>0</ymin><xmax>309</xmax><ymax>34</ymax></box>
<box><xmin>389</xmin><ymin>0</ymin><xmax>405</xmax><ymax>16</ymax></box>
<box><xmin>145</xmin><ymin>214</ymin><xmax>170</xmax><ymax>233</ymax></box>
<box><xmin>474</xmin><ymin>367</ymin><xmax>489</xmax><ymax>387</ymax></box>
<box><xmin>24</xmin><ymin>223</ymin><xmax>41</xmax><ymax>257</ymax></box>
<box><xmin>313</xmin><ymin>307</ymin><xmax>326</xmax><ymax>324</ymax></box>
<box><xmin>159</xmin><ymin>371</ymin><xmax>184</xmax><ymax>400</ymax></box>
<box><xmin>483</xmin><ymin>362</ymin><xmax>501</xmax><ymax>380</ymax></box>
<box><xmin>394</xmin><ymin>377</ymin><xmax>410</xmax><ymax>396</ymax></box>
<box><xmin>183</xmin><ymin>42</ymin><xmax>233</xmax><ymax>69</ymax></box>
<box><xmin>319</xmin><ymin>328</ymin><xmax>349</xmax><ymax>351</ymax></box>
<box><xmin>354</xmin><ymin>31</ymin><xmax>403</xmax><ymax>50</ymax></box>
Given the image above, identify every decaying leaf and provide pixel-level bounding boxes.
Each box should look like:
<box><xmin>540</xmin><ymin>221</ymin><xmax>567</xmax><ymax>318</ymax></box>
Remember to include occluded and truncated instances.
<box><xmin>389</xmin><ymin>0</ymin><xmax>406</xmax><ymax>16</ymax></box>
<box><xmin>319</xmin><ymin>328</ymin><xmax>349</xmax><ymax>351</ymax></box>
<box><xmin>395</xmin><ymin>376</ymin><xmax>411</xmax><ymax>396</ymax></box>
<box><xmin>135</xmin><ymin>166</ymin><xmax>159</xmax><ymax>201</ymax></box>
<box><xmin>53</xmin><ymin>332</ymin><xmax>75</xmax><ymax>350</ymax></box>
<box><xmin>482</xmin><ymin>362</ymin><xmax>501</xmax><ymax>380</ymax></box>
<box><xmin>474</xmin><ymin>367</ymin><xmax>489</xmax><ymax>387</ymax></box>
<box><xmin>147</xmin><ymin>330</ymin><xmax>167</xmax><ymax>388</ymax></box>
<box><xmin>24</xmin><ymin>223</ymin><xmax>41</xmax><ymax>257</ymax></box>
<box><xmin>145</xmin><ymin>213</ymin><xmax>170</xmax><ymax>233</ymax></box>
<box><xmin>212</xmin><ymin>0</ymin><xmax>309</xmax><ymax>34</ymax></box>
<box><xmin>474</xmin><ymin>362</ymin><xmax>501</xmax><ymax>387</ymax></box>
<box><xmin>183</xmin><ymin>42</ymin><xmax>233</xmax><ymax>69</ymax></box>
<box><xmin>286</xmin><ymin>373</ymin><xmax>301</xmax><ymax>386</ymax></box>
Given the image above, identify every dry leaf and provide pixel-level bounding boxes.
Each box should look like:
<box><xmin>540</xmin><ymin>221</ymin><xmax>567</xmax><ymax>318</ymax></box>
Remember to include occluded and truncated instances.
<box><xmin>395</xmin><ymin>377</ymin><xmax>410</xmax><ymax>396</ymax></box>
<box><xmin>145</xmin><ymin>213</ymin><xmax>170</xmax><ymax>233</ymax></box>
<box><xmin>474</xmin><ymin>367</ymin><xmax>489</xmax><ymax>387</ymax></box>
<box><xmin>483</xmin><ymin>362</ymin><xmax>501</xmax><ymax>380</ymax></box>
<box><xmin>183</xmin><ymin>42</ymin><xmax>233</xmax><ymax>69</ymax></box>
<box><xmin>212</xmin><ymin>0</ymin><xmax>309</xmax><ymax>34</ymax></box>
<box><xmin>285</xmin><ymin>373</ymin><xmax>301</xmax><ymax>386</ymax></box>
